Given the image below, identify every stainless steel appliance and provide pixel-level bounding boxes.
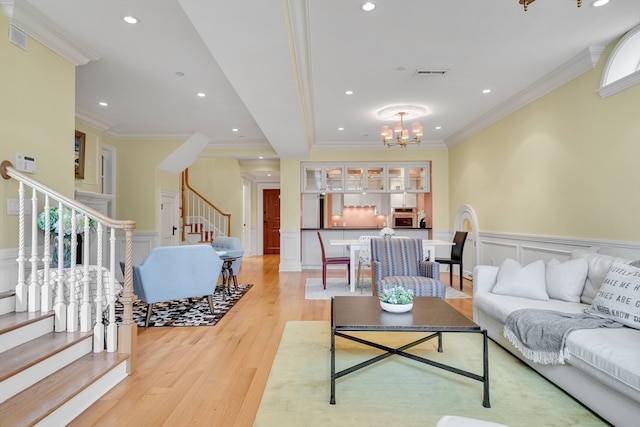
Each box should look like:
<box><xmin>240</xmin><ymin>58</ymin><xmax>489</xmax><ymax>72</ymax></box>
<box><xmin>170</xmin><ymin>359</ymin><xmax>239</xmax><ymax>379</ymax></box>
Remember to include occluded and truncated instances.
<box><xmin>392</xmin><ymin>208</ymin><xmax>417</xmax><ymax>228</ymax></box>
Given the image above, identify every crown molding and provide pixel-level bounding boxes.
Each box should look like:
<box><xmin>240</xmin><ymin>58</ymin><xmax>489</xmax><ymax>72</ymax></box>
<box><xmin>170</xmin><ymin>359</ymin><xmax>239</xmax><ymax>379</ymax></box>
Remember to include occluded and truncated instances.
<box><xmin>447</xmin><ymin>46</ymin><xmax>604</xmax><ymax>147</ymax></box>
<box><xmin>1</xmin><ymin>0</ymin><xmax>99</xmax><ymax>65</ymax></box>
<box><xmin>313</xmin><ymin>140</ymin><xmax>448</xmax><ymax>150</ymax></box>
<box><xmin>76</xmin><ymin>109</ymin><xmax>113</xmax><ymax>132</ymax></box>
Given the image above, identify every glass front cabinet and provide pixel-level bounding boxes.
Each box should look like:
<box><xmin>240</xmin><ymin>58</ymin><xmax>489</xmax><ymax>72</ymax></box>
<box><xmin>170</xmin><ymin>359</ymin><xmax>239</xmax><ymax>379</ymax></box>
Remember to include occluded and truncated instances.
<box><xmin>302</xmin><ymin>165</ymin><xmax>344</xmax><ymax>193</ymax></box>
<box><xmin>344</xmin><ymin>165</ymin><xmax>386</xmax><ymax>192</ymax></box>
<box><xmin>387</xmin><ymin>163</ymin><xmax>430</xmax><ymax>192</ymax></box>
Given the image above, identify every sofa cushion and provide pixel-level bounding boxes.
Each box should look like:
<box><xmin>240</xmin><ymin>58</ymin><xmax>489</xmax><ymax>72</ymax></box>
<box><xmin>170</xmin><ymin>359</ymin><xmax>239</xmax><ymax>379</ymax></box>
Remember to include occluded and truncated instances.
<box><xmin>585</xmin><ymin>261</ymin><xmax>640</xmax><ymax>330</ymax></box>
<box><xmin>491</xmin><ymin>258</ymin><xmax>548</xmax><ymax>300</ymax></box>
<box><xmin>571</xmin><ymin>249</ymin><xmax>631</xmax><ymax>304</ymax></box>
<box><xmin>475</xmin><ymin>292</ymin><xmax>586</xmax><ymax>324</ymax></box>
<box><xmin>566</xmin><ymin>327</ymin><xmax>640</xmax><ymax>402</ymax></box>
<box><xmin>545</xmin><ymin>258</ymin><xmax>588</xmax><ymax>303</ymax></box>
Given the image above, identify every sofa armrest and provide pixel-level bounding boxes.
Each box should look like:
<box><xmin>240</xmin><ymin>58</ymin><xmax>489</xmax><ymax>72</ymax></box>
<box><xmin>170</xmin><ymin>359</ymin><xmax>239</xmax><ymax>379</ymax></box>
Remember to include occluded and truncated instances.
<box><xmin>473</xmin><ymin>265</ymin><xmax>499</xmax><ymax>296</ymax></box>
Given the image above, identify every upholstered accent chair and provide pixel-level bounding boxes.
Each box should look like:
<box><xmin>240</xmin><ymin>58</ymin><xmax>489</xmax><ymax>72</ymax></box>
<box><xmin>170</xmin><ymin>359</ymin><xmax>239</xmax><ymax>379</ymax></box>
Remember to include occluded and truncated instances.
<box><xmin>370</xmin><ymin>237</ymin><xmax>445</xmax><ymax>299</ymax></box>
<box><xmin>130</xmin><ymin>245</ymin><xmax>223</xmax><ymax>327</ymax></box>
<box><xmin>211</xmin><ymin>236</ymin><xmax>244</xmax><ymax>276</ymax></box>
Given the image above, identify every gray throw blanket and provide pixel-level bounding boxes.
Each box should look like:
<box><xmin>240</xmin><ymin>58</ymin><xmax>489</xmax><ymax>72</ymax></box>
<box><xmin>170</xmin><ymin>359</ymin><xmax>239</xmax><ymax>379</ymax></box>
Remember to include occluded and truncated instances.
<box><xmin>503</xmin><ymin>309</ymin><xmax>624</xmax><ymax>365</ymax></box>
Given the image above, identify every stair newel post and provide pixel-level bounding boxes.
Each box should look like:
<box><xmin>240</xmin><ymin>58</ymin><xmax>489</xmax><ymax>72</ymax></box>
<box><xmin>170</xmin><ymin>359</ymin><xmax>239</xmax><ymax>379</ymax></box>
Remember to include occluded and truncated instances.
<box><xmin>54</xmin><ymin>201</ymin><xmax>67</xmax><ymax>331</ymax></box>
<box><xmin>67</xmin><ymin>209</ymin><xmax>79</xmax><ymax>332</ymax></box>
<box><xmin>80</xmin><ymin>213</ymin><xmax>92</xmax><ymax>332</ymax></box>
<box><xmin>94</xmin><ymin>223</ymin><xmax>105</xmax><ymax>350</ymax></box>
<box><xmin>28</xmin><ymin>188</ymin><xmax>40</xmax><ymax>312</ymax></box>
<box><xmin>41</xmin><ymin>196</ymin><xmax>52</xmax><ymax>312</ymax></box>
<box><xmin>15</xmin><ymin>182</ymin><xmax>27</xmax><ymax>312</ymax></box>
<box><xmin>117</xmin><ymin>223</ymin><xmax>138</xmax><ymax>373</ymax></box>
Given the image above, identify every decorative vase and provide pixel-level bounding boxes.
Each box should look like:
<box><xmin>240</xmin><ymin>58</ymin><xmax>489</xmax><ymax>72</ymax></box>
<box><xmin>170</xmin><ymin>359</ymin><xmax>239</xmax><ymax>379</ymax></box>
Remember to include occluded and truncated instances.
<box><xmin>419</xmin><ymin>219</ymin><xmax>426</xmax><ymax>228</ymax></box>
<box><xmin>380</xmin><ymin>301</ymin><xmax>413</xmax><ymax>313</ymax></box>
<box><xmin>52</xmin><ymin>235</ymin><xmax>72</xmax><ymax>268</ymax></box>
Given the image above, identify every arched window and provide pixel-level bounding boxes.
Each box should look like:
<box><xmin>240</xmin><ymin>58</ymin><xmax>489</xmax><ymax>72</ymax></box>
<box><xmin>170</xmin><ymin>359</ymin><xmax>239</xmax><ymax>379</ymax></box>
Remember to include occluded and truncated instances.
<box><xmin>599</xmin><ymin>25</ymin><xmax>640</xmax><ymax>98</ymax></box>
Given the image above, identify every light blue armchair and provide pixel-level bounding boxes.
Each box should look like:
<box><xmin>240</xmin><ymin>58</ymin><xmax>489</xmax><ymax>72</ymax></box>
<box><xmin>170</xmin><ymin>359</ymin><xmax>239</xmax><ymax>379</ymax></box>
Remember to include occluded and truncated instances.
<box><xmin>212</xmin><ymin>236</ymin><xmax>244</xmax><ymax>276</ymax></box>
<box><xmin>131</xmin><ymin>245</ymin><xmax>223</xmax><ymax>327</ymax></box>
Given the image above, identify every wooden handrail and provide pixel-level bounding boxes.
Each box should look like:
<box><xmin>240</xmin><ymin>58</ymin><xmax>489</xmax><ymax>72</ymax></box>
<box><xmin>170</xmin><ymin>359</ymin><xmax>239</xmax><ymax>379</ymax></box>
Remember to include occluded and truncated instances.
<box><xmin>181</xmin><ymin>169</ymin><xmax>231</xmax><ymax>238</ymax></box>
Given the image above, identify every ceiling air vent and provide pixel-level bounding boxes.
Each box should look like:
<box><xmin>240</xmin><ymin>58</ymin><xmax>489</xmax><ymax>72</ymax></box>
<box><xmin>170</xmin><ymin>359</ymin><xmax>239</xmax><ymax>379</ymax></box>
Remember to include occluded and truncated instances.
<box><xmin>414</xmin><ymin>69</ymin><xmax>448</xmax><ymax>76</ymax></box>
<box><xmin>9</xmin><ymin>25</ymin><xmax>27</xmax><ymax>50</ymax></box>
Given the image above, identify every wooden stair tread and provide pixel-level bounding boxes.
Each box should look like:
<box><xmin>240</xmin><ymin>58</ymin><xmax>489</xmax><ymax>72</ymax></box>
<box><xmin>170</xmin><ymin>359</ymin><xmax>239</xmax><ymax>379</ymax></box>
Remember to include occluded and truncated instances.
<box><xmin>0</xmin><ymin>290</ymin><xmax>16</xmax><ymax>299</ymax></box>
<box><xmin>0</xmin><ymin>311</ymin><xmax>54</xmax><ymax>334</ymax></box>
<box><xmin>0</xmin><ymin>330</ymin><xmax>93</xmax><ymax>381</ymax></box>
<box><xmin>0</xmin><ymin>351</ymin><xmax>129</xmax><ymax>427</ymax></box>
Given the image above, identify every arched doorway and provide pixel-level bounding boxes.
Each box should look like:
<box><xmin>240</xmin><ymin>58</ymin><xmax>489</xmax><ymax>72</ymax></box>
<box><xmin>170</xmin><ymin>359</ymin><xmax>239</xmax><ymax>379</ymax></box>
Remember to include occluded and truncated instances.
<box><xmin>453</xmin><ymin>204</ymin><xmax>480</xmax><ymax>279</ymax></box>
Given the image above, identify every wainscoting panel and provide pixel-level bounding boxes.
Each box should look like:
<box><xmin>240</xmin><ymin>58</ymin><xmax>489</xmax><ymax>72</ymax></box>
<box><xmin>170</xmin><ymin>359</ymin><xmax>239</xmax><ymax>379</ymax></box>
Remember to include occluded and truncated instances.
<box><xmin>280</xmin><ymin>228</ymin><xmax>301</xmax><ymax>272</ymax></box>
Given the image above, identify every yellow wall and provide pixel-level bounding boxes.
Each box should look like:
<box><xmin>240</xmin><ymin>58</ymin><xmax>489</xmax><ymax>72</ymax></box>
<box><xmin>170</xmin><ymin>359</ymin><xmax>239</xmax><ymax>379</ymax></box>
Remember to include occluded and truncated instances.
<box><xmin>0</xmin><ymin>13</ymin><xmax>76</xmax><ymax>248</ymax></box>
<box><xmin>188</xmin><ymin>157</ymin><xmax>243</xmax><ymax>237</ymax></box>
<box><xmin>448</xmin><ymin>43</ymin><xmax>640</xmax><ymax>242</ymax></box>
<box><xmin>106</xmin><ymin>137</ymin><xmax>181</xmax><ymax>232</ymax></box>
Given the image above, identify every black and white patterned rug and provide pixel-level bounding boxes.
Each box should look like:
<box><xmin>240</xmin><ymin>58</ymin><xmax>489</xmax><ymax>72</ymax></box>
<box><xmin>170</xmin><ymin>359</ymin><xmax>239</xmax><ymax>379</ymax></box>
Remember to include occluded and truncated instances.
<box><xmin>115</xmin><ymin>284</ymin><xmax>252</xmax><ymax>327</ymax></box>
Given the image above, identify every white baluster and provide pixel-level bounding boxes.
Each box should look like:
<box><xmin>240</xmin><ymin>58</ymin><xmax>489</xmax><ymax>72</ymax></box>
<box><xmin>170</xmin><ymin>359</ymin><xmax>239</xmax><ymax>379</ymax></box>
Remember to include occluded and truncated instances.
<box><xmin>28</xmin><ymin>188</ymin><xmax>40</xmax><ymax>311</ymax></box>
<box><xmin>67</xmin><ymin>209</ymin><xmax>78</xmax><ymax>332</ymax></box>
<box><xmin>54</xmin><ymin>201</ymin><xmax>67</xmax><ymax>331</ymax></box>
<box><xmin>94</xmin><ymin>223</ymin><xmax>105</xmax><ymax>351</ymax></box>
<box><xmin>14</xmin><ymin>182</ymin><xmax>27</xmax><ymax>312</ymax></box>
<box><xmin>41</xmin><ymin>196</ymin><xmax>52</xmax><ymax>312</ymax></box>
<box><xmin>80</xmin><ymin>212</ymin><xmax>92</xmax><ymax>332</ymax></box>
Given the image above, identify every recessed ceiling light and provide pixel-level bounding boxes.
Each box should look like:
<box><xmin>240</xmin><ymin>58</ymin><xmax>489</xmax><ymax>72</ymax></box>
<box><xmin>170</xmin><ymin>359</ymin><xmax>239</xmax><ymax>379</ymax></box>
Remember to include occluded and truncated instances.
<box><xmin>482</xmin><ymin>89</ymin><xmax>491</xmax><ymax>94</ymax></box>
<box><xmin>267</xmin><ymin>173</ymin><xmax>272</xmax><ymax>177</ymax></box>
<box><xmin>98</xmin><ymin>101</ymin><xmax>108</xmax><ymax>106</ymax></box>
<box><xmin>338</xmin><ymin>127</ymin><xmax>344</xmax><ymax>131</ymax></box>
<box><xmin>345</xmin><ymin>90</ymin><xmax>354</xmax><ymax>95</ymax></box>
<box><xmin>258</xmin><ymin>156</ymin><xmax>264</xmax><ymax>159</ymax></box>
<box><xmin>232</xmin><ymin>128</ymin><xmax>239</xmax><ymax>132</ymax></box>
<box><xmin>196</xmin><ymin>92</ymin><xmax>206</xmax><ymax>97</ymax></box>
<box><xmin>435</xmin><ymin>126</ymin><xmax>442</xmax><ymax>130</ymax></box>
<box><xmin>361</xmin><ymin>2</ymin><xmax>375</xmax><ymax>12</ymax></box>
<box><xmin>592</xmin><ymin>0</ymin><xmax>609</xmax><ymax>6</ymax></box>
<box><xmin>123</xmin><ymin>16</ymin><xmax>138</xmax><ymax>24</ymax></box>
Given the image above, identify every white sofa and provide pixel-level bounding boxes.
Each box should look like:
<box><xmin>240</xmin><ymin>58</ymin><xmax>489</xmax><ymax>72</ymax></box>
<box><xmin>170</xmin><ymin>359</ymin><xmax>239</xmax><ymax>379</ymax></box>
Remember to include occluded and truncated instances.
<box><xmin>473</xmin><ymin>249</ymin><xmax>640</xmax><ymax>427</ymax></box>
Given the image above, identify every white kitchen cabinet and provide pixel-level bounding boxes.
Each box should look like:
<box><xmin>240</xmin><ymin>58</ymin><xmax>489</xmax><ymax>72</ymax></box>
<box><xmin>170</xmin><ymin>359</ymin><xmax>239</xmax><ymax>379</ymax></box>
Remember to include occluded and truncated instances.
<box><xmin>302</xmin><ymin>164</ymin><xmax>344</xmax><ymax>193</ymax></box>
<box><xmin>390</xmin><ymin>193</ymin><xmax>417</xmax><ymax>208</ymax></box>
<box><xmin>343</xmin><ymin>193</ymin><xmax>379</xmax><ymax>207</ymax></box>
<box><xmin>387</xmin><ymin>163</ymin><xmax>430</xmax><ymax>193</ymax></box>
<box><xmin>331</xmin><ymin>194</ymin><xmax>343</xmax><ymax>215</ymax></box>
<box><xmin>301</xmin><ymin>194</ymin><xmax>320</xmax><ymax>228</ymax></box>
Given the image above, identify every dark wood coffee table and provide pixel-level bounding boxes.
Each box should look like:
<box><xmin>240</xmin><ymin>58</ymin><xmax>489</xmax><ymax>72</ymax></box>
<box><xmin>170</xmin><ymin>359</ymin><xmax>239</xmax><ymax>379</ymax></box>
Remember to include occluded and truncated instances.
<box><xmin>330</xmin><ymin>296</ymin><xmax>489</xmax><ymax>407</ymax></box>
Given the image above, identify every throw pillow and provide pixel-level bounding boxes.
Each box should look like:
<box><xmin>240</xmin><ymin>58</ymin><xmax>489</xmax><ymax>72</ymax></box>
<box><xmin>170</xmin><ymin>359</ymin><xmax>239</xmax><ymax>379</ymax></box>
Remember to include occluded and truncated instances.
<box><xmin>492</xmin><ymin>258</ymin><xmax>549</xmax><ymax>300</ymax></box>
<box><xmin>545</xmin><ymin>258</ymin><xmax>588</xmax><ymax>303</ymax></box>
<box><xmin>585</xmin><ymin>261</ymin><xmax>640</xmax><ymax>330</ymax></box>
<box><xmin>571</xmin><ymin>249</ymin><xmax>631</xmax><ymax>304</ymax></box>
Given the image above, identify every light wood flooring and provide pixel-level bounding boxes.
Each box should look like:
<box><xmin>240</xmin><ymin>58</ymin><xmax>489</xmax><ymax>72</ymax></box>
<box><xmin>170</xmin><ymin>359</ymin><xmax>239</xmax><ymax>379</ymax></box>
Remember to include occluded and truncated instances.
<box><xmin>69</xmin><ymin>255</ymin><xmax>474</xmax><ymax>427</ymax></box>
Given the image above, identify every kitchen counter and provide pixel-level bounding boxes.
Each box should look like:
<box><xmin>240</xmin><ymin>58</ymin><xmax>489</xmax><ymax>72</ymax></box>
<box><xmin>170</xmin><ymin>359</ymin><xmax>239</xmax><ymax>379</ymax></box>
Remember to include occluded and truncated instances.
<box><xmin>301</xmin><ymin>227</ymin><xmax>432</xmax><ymax>231</ymax></box>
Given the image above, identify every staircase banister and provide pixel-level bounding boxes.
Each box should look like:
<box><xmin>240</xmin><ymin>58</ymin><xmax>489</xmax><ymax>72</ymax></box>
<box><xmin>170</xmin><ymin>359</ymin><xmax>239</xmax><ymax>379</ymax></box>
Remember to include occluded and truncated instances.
<box><xmin>182</xmin><ymin>171</ymin><xmax>231</xmax><ymax>220</ymax></box>
<box><xmin>2</xmin><ymin>161</ymin><xmax>135</xmax><ymax>230</ymax></box>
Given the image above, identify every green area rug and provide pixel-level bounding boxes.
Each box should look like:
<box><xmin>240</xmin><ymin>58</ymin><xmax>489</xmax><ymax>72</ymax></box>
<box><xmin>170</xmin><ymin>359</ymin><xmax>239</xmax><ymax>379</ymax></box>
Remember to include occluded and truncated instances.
<box><xmin>254</xmin><ymin>321</ymin><xmax>606</xmax><ymax>427</ymax></box>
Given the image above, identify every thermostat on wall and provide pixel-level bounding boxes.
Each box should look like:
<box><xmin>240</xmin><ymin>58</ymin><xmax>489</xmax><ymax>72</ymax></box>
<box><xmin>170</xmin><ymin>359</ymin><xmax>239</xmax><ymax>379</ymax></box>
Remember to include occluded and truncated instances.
<box><xmin>14</xmin><ymin>153</ymin><xmax>37</xmax><ymax>174</ymax></box>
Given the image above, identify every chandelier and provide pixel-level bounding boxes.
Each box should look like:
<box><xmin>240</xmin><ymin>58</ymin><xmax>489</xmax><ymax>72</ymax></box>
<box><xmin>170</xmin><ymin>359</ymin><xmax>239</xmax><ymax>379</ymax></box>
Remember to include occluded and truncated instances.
<box><xmin>519</xmin><ymin>0</ymin><xmax>582</xmax><ymax>11</ymax></box>
<box><xmin>379</xmin><ymin>110</ymin><xmax>425</xmax><ymax>148</ymax></box>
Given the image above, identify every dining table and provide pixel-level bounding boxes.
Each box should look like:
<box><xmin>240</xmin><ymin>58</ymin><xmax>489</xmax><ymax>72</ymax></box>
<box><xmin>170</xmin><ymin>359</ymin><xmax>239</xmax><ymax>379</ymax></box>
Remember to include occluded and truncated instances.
<box><xmin>329</xmin><ymin>238</ymin><xmax>455</xmax><ymax>292</ymax></box>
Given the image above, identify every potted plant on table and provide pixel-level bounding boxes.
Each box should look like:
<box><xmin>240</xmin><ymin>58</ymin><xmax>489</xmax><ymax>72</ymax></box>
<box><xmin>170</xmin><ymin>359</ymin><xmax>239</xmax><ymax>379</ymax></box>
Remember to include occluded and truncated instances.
<box><xmin>379</xmin><ymin>285</ymin><xmax>414</xmax><ymax>313</ymax></box>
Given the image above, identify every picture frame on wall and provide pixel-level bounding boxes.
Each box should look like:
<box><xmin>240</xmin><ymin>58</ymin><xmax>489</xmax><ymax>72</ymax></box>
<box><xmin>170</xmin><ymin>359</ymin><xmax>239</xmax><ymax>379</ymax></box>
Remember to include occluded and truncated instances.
<box><xmin>75</xmin><ymin>130</ymin><xmax>86</xmax><ymax>179</ymax></box>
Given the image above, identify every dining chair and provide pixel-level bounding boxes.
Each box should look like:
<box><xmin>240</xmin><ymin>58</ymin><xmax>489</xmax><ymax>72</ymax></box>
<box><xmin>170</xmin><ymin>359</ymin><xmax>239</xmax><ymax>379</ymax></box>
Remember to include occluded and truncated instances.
<box><xmin>435</xmin><ymin>231</ymin><xmax>468</xmax><ymax>290</ymax></box>
<box><xmin>355</xmin><ymin>235</ymin><xmax>378</xmax><ymax>292</ymax></box>
<box><xmin>317</xmin><ymin>231</ymin><xmax>351</xmax><ymax>289</ymax></box>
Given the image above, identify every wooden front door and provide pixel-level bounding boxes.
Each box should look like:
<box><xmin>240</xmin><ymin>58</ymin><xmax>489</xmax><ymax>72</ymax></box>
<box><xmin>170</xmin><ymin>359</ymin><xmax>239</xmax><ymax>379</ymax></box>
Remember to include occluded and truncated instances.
<box><xmin>263</xmin><ymin>189</ymin><xmax>280</xmax><ymax>254</ymax></box>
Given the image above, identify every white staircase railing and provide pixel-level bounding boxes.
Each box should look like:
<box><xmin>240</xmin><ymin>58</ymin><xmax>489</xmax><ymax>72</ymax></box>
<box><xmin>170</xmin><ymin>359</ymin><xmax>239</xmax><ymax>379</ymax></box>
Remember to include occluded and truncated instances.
<box><xmin>1</xmin><ymin>160</ymin><xmax>137</xmax><ymax>369</ymax></box>
<box><xmin>181</xmin><ymin>169</ymin><xmax>230</xmax><ymax>242</ymax></box>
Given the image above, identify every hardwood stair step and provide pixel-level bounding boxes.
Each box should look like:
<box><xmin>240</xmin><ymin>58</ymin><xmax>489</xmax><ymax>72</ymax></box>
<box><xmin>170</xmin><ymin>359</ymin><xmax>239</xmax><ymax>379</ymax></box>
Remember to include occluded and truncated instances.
<box><xmin>0</xmin><ymin>291</ymin><xmax>17</xmax><ymax>316</ymax></box>
<box><xmin>0</xmin><ymin>310</ymin><xmax>54</xmax><ymax>335</ymax></box>
<box><xmin>0</xmin><ymin>351</ymin><xmax>129</xmax><ymax>427</ymax></box>
<box><xmin>0</xmin><ymin>290</ymin><xmax>16</xmax><ymax>300</ymax></box>
<box><xmin>0</xmin><ymin>330</ymin><xmax>93</xmax><ymax>382</ymax></box>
